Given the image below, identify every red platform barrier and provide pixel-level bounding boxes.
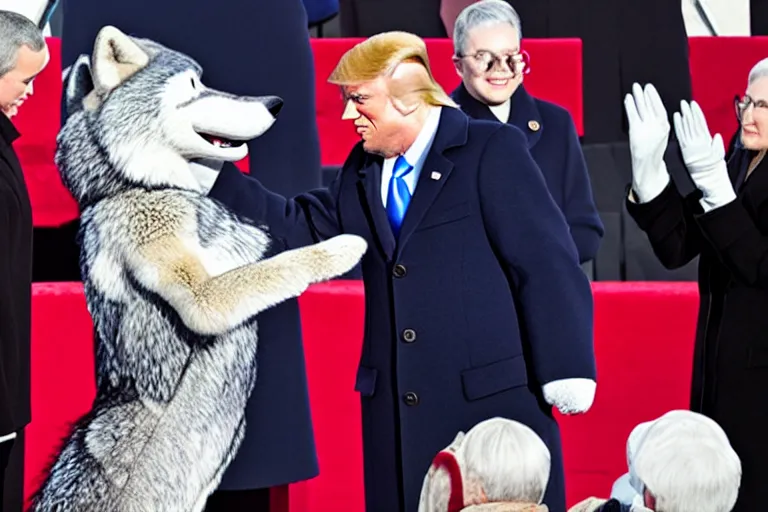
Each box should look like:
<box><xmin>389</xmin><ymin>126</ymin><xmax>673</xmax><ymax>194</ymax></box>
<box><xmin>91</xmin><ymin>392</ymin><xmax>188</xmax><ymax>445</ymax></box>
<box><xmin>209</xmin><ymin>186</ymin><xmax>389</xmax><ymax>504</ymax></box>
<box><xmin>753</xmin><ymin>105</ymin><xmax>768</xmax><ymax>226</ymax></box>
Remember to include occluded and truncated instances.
<box><xmin>24</xmin><ymin>281</ymin><xmax>699</xmax><ymax>510</ymax></box>
<box><xmin>312</xmin><ymin>38</ymin><xmax>584</xmax><ymax>166</ymax></box>
<box><xmin>688</xmin><ymin>36</ymin><xmax>768</xmax><ymax>145</ymax></box>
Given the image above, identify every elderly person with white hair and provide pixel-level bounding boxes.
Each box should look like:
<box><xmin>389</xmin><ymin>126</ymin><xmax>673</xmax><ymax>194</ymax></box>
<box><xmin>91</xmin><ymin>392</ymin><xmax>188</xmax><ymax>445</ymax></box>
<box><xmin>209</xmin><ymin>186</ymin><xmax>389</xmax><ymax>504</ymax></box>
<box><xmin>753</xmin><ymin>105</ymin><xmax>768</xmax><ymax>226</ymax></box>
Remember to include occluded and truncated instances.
<box><xmin>623</xmin><ymin>56</ymin><xmax>768</xmax><ymax>510</ymax></box>
<box><xmin>418</xmin><ymin>417</ymin><xmax>551</xmax><ymax>511</ymax></box>
<box><xmin>449</xmin><ymin>0</ymin><xmax>603</xmax><ymax>265</ymax></box>
<box><xmin>571</xmin><ymin>410</ymin><xmax>741</xmax><ymax>512</ymax></box>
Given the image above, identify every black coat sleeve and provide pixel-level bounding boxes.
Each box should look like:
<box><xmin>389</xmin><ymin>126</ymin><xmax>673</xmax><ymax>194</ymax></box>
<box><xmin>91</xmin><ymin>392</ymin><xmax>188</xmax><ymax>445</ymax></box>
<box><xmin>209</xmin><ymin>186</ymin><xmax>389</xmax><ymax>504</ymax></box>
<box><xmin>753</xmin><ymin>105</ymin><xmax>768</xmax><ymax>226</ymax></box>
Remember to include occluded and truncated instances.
<box><xmin>625</xmin><ymin>182</ymin><xmax>703</xmax><ymax>269</ymax></box>
<box><xmin>694</xmin><ymin>192</ymin><xmax>768</xmax><ymax>288</ymax></box>
<box><xmin>478</xmin><ymin>124</ymin><xmax>596</xmax><ymax>385</ymax></box>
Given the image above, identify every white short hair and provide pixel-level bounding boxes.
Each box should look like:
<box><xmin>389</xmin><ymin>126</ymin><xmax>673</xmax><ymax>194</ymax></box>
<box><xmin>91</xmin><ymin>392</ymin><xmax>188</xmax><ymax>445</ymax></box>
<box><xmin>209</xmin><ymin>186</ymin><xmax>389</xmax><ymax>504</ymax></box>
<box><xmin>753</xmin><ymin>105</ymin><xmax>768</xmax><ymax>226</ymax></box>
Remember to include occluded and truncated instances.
<box><xmin>748</xmin><ymin>57</ymin><xmax>768</xmax><ymax>86</ymax></box>
<box><xmin>417</xmin><ymin>417</ymin><xmax>551</xmax><ymax>511</ymax></box>
<box><xmin>632</xmin><ymin>411</ymin><xmax>741</xmax><ymax>512</ymax></box>
<box><xmin>452</xmin><ymin>0</ymin><xmax>522</xmax><ymax>56</ymax></box>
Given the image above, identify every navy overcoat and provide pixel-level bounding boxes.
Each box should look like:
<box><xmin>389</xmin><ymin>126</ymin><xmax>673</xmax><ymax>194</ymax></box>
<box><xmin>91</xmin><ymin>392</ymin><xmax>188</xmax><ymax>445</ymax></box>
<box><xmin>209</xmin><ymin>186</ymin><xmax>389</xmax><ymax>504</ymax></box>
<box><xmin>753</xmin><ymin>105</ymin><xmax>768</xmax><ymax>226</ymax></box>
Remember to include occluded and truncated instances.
<box><xmin>209</xmin><ymin>106</ymin><xmax>596</xmax><ymax>511</ymax></box>
<box><xmin>58</xmin><ymin>0</ymin><xmax>321</xmax><ymax>490</ymax></box>
<box><xmin>452</xmin><ymin>84</ymin><xmax>603</xmax><ymax>263</ymax></box>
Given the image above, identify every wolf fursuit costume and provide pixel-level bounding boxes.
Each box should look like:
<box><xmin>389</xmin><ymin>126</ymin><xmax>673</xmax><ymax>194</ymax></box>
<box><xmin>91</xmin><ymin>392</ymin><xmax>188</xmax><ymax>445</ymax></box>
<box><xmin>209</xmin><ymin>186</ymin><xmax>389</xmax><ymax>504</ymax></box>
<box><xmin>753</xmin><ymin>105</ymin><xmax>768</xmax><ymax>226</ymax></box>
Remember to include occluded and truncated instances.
<box><xmin>29</xmin><ymin>26</ymin><xmax>367</xmax><ymax>512</ymax></box>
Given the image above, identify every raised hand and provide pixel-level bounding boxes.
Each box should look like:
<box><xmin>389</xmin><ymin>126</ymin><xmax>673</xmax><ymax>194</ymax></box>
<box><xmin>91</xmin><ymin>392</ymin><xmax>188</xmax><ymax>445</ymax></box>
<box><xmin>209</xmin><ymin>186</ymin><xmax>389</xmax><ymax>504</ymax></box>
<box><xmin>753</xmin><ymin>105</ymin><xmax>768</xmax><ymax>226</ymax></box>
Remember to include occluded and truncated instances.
<box><xmin>624</xmin><ymin>83</ymin><xmax>671</xmax><ymax>202</ymax></box>
<box><xmin>673</xmin><ymin>100</ymin><xmax>736</xmax><ymax>212</ymax></box>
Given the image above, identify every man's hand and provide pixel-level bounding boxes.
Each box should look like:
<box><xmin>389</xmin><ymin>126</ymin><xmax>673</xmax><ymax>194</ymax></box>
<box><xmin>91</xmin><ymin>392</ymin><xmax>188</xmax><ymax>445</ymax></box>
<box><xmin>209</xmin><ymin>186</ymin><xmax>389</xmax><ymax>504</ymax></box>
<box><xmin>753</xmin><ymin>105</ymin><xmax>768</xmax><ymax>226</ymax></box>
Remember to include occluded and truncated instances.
<box><xmin>673</xmin><ymin>100</ymin><xmax>736</xmax><ymax>212</ymax></box>
<box><xmin>189</xmin><ymin>158</ymin><xmax>224</xmax><ymax>194</ymax></box>
<box><xmin>542</xmin><ymin>378</ymin><xmax>596</xmax><ymax>415</ymax></box>
<box><xmin>624</xmin><ymin>83</ymin><xmax>671</xmax><ymax>203</ymax></box>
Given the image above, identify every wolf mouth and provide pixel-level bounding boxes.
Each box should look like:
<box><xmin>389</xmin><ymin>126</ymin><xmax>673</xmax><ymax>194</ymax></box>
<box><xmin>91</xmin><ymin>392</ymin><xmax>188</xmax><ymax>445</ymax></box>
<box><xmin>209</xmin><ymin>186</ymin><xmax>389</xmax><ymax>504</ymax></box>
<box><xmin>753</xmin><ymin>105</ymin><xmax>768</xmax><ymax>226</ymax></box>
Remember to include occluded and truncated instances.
<box><xmin>195</xmin><ymin>132</ymin><xmax>246</xmax><ymax>149</ymax></box>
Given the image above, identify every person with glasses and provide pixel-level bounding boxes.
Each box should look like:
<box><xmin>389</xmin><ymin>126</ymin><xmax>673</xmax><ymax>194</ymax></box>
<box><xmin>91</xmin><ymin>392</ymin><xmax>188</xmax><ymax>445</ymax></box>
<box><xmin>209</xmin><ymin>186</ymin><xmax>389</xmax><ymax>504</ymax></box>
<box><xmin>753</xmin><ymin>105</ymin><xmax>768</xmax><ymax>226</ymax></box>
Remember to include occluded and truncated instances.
<box><xmin>449</xmin><ymin>0</ymin><xmax>603</xmax><ymax>265</ymax></box>
<box><xmin>623</xmin><ymin>61</ymin><xmax>768</xmax><ymax>511</ymax></box>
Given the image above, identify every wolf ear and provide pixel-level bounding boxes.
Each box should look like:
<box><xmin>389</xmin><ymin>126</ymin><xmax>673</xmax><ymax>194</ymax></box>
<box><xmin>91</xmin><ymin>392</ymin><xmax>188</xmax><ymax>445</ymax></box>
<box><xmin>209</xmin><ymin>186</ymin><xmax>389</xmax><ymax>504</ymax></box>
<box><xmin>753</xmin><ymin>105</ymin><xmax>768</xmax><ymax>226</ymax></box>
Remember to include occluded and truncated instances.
<box><xmin>91</xmin><ymin>25</ymin><xmax>149</xmax><ymax>95</ymax></box>
<box><xmin>62</xmin><ymin>54</ymin><xmax>94</xmax><ymax>116</ymax></box>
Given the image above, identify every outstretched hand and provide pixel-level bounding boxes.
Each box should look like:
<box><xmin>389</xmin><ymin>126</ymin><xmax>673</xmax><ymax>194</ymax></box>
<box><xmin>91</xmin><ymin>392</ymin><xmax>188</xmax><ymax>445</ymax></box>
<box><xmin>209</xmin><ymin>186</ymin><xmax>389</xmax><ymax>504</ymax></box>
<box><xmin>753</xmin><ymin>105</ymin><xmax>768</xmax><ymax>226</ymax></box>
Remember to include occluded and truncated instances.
<box><xmin>673</xmin><ymin>100</ymin><xmax>736</xmax><ymax>212</ymax></box>
<box><xmin>624</xmin><ymin>83</ymin><xmax>672</xmax><ymax>203</ymax></box>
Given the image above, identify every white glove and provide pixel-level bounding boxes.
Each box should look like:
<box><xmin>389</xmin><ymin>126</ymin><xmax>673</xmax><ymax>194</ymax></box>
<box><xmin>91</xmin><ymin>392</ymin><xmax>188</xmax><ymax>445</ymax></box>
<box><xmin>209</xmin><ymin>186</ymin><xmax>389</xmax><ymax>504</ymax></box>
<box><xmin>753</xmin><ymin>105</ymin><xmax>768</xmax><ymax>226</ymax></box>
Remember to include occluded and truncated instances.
<box><xmin>624</xmin><ymin>83</ymin><xmax>672</xmax><ymax>203</ymax></box>
<box><xmin>189</xmin><ymin>158</ymin><xmax>224</xmax><ymax>194</ymax></box>
<box><xmin>673</xmin><ymin>100</ymin><xmax>736</xmax><ymax>212</ymax></box>
<box><xmin>542</xmin><ymin>378</ymin><xmax>596</xmax><ymax>415</ymax></box>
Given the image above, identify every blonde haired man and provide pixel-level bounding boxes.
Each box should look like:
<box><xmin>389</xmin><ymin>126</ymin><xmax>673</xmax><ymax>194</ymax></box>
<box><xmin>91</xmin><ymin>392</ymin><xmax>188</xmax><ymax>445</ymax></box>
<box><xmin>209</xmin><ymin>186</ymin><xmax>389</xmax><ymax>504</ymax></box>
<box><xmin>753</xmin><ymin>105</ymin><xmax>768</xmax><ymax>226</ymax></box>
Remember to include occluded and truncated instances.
<box><xmin>203</xmin><ymin>31</ymin><xmax>597</xmax><ymax>512</ymax></box>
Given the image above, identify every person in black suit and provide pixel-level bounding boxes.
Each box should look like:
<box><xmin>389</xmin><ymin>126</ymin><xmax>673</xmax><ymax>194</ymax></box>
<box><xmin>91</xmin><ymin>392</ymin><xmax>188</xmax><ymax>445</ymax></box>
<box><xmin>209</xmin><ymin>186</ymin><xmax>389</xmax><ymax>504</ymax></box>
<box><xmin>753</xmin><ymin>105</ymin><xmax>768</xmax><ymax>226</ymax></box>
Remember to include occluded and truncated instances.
<box><xmin>449</xmin><ymin>0</ymin><xmax>603</xmax><ymax>264</ymax></box>
<box><xmin>624</xmin><ymin>70</ymin><xmax>768</xmax><ymax>511</ymax></box>
<box><xmin>198</xmin><ymin>31</ymin><xmax>597</xmax><ymax>512</ymax></box>
<box><xmin>58</xmin><ymin>0</ymin><xmax>321</xmax><ymax>509</ymax></box>
<box><xmin>0</xmin><ymin>10</ymin><xmax>49</xmax><ymax>511</ymax></box>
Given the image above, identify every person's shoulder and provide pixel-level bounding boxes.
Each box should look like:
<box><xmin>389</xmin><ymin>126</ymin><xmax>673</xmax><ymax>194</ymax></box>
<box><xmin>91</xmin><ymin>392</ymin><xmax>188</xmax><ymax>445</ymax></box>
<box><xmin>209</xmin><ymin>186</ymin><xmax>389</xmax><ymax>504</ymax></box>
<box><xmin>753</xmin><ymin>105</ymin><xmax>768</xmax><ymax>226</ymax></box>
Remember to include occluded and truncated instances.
<box><xmin>532</xmin><ymin>96</ymin><xmax>577</xmax><ymax>131</ymax></box>
<box><xmin>466</xmin><ymin>117</ymin><xmax>527</xmax><ymax>148</ymax></box>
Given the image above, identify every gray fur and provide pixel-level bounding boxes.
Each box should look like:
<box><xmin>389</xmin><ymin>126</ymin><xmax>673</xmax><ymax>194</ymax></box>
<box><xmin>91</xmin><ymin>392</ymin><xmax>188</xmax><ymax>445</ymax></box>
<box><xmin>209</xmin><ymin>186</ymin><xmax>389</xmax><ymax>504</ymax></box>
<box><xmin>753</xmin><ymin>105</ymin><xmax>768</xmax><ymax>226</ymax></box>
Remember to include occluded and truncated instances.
<box><xmin>30</xmin><ymin>26</ymin><xmax>366</xmax><ymax>512</ymax></box>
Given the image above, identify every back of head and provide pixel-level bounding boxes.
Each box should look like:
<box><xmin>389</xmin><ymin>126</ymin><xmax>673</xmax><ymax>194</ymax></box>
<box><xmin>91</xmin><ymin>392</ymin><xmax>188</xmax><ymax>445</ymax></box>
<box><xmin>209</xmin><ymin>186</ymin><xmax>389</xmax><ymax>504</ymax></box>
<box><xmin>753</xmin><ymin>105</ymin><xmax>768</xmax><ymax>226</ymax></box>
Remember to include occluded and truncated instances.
<box><xmin>328</xmin><ymin>31</ymin><xmax>457</xmax><ymax>109</ymax></box>
<box><xmin>0</xmin><ymin>10</ymin><xmax>45</xmax><ymax>78</ymax></box>
<box><xmin>633</xmin><ymin>412</ymin><xmax>741</xmax><ymax>512</ymax></box>
<box><xmin>418</xmin><ymin>418</ymin><xmax>550</xmax><ymax>512</ymax></box>
<box><xmin>461</xmin><ymin>417</ymin><xmax>550</xmax><ymax>505</ymax></box>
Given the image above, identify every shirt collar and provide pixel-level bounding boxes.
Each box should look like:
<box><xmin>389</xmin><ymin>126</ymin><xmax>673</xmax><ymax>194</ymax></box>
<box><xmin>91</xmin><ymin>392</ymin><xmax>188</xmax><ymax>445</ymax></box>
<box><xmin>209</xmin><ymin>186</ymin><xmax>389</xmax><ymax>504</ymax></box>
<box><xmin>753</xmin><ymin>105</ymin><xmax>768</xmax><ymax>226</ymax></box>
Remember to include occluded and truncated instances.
<box><xmin>0</xmin><ymin>113</ymin><xmax>20</xmax><ymax>148</ymax></box>
<box><xmin>392</xmin><ymin>106</ymin><xmax>442</xmax><ymax>167</ymax></box>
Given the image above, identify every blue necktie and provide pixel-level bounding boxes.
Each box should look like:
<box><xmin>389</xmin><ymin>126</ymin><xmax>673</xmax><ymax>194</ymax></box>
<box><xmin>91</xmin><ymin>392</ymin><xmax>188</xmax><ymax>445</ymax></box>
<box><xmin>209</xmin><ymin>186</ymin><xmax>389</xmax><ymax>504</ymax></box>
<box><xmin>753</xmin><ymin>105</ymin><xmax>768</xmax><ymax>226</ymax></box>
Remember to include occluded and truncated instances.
<box><xmin>386</xmin><ymin>155</ymin><xmax>414</xmax><ymax>237</ymax></box>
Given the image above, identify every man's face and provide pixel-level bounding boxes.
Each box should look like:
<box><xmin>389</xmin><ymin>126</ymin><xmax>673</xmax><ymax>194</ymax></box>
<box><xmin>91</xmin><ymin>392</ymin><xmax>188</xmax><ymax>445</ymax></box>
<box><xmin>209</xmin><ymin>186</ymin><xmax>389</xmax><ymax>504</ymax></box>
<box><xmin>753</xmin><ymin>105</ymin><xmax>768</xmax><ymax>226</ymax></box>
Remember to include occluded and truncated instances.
<box><xmin>0</xmin><ymin>44</ymin><xmax>49</xmax><ymax>119</ymax></box>
<box><xmin>341</xmin><ymin>77</ymin><xmax>408</xmax><ymax>158</ymax></box>
<box><xmin>454</xmin><ymin>23</ymin><xmax>525</xmax><ymax>106</ymax></box>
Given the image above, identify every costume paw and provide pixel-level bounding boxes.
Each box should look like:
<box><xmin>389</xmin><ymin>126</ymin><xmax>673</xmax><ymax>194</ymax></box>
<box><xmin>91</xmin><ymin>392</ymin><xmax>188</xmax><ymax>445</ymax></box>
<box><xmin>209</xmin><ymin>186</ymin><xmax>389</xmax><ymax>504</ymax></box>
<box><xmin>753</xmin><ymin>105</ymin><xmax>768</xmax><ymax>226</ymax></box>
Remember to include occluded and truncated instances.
<box><xmin>308</xmin><ymin>234</ymin><xmax>368</xmax><ymax>282</ymax></box>
<box><xmin>542</xmin><ymin>378</ymin><xmax>596</xmax><ymax>415</ymax></box>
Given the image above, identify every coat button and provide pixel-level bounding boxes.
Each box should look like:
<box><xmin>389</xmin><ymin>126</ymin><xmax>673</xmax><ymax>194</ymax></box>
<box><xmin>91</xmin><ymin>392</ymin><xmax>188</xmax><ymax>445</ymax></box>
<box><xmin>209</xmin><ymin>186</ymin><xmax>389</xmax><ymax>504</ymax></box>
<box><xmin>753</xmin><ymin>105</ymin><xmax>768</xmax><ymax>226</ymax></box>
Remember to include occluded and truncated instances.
<box><xmin>403</xmin><ymin>392</ymin><xmax>419</xmax><ymax>406</ymax></box>
<box><xmin>393</xmin><ymin>264</ymin><xmax>407</xmax><ymax>278</ymax></box>
<box><xmin>402</xmin><ymin>329</ymin><xmax>416</xmax><ymax>343</ymax></box>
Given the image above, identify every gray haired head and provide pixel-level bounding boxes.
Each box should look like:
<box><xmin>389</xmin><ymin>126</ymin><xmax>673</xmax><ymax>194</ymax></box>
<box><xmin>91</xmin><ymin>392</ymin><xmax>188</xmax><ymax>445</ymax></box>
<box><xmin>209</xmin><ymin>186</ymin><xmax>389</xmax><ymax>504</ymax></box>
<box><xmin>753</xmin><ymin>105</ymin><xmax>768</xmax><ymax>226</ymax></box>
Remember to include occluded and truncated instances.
<box><xmin>0</xmin><ymin>10</ymin><xmax>45</xmax><ymax>78</ymax></box>
<box><xmin>748</xmin><ymin>57</ymin><xmax>768</xmax><ymax>86</ymax></box>
<box><xmin>453</xmin><ymin>0</ymin><xmax>522</xmax><ymax>56</ymax></box>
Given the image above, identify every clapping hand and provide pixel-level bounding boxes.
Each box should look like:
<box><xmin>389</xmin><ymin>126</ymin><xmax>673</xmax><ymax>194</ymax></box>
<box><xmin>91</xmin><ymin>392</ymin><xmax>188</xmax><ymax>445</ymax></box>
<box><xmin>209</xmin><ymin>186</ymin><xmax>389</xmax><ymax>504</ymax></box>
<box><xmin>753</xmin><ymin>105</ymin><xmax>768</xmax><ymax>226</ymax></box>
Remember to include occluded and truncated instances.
<box><xmin>624</xmin><ymin>83</ymin><xmax>672</xmax><ymax>203</ymax></box>
<box><xmin>673</xmin><ymin>100</ymin><xmax>736</xmax><ymax>212</ymax></box>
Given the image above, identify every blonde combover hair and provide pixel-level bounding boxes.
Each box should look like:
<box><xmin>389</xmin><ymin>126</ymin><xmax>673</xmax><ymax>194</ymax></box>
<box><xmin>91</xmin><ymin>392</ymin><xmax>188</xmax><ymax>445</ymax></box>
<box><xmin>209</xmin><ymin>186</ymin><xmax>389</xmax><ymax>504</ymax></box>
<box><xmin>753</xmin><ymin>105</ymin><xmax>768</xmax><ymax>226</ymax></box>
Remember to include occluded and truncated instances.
<box><xmin>328</xmin><ymin>31</ymin><xmax>458</xmax><ymax>108</ymax></box>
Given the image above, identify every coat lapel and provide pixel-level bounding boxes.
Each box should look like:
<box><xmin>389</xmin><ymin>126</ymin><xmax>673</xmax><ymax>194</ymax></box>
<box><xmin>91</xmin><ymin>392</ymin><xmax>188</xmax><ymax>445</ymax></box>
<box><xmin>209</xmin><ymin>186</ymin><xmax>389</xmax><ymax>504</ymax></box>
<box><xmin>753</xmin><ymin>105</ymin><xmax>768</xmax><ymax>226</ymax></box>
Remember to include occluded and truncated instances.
<box><xmin>357</xmin><ymin>155</ymin><xmax>396</xmax><ymax>259</ymax></box>
<box><xmin>451</xmin><ymin>83</ymin><xmax>543</xmax><ymax>150</ymax></box>
<box><xmin>396</xmin><ymin>108</ymin><xmax>468</xmax><ymax>254</ymax></box>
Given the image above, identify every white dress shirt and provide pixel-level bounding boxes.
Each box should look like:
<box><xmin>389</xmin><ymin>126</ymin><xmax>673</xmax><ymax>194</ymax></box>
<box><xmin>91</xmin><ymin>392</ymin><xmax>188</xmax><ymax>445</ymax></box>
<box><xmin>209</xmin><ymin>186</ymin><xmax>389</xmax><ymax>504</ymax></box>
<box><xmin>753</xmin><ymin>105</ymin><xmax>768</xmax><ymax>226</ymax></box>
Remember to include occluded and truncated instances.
<box><xmin>380</xmin><ymin>107</ymin><xmax>442</xmax><ymax>206</ymax></box>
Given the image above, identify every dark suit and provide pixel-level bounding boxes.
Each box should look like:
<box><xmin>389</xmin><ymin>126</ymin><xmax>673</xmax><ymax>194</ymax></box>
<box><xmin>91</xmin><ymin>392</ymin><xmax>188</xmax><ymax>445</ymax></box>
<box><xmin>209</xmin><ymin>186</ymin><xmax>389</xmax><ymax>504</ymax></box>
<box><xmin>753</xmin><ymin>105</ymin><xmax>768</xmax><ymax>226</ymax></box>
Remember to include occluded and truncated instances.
<box><xmin>626</xmin><ymin>143</ymin><xmax>768</xmax><ymax>511</ymax></box>
<box><xmin>452</xmin><ymin>84</ymin><xmax>604</xmax><ymax>263</ymax></box>
<box><xmin>0</xmin><ymin>114</ymin><xmax>33</xmax><ymax>512</ymax></box>
<box><xmin>505</xmin><ymin>0</ymin><xmax>691</xmax><ymax>144</ymax></box>
<box><xmin>208</xmin><ymin>106</ymin><xmax>596</xmax><ymax>512</ymax></box>
<box><xmin>58</xmin><ymin>0</ymin><xmax>320</xmax><ymax>494</ymax></box>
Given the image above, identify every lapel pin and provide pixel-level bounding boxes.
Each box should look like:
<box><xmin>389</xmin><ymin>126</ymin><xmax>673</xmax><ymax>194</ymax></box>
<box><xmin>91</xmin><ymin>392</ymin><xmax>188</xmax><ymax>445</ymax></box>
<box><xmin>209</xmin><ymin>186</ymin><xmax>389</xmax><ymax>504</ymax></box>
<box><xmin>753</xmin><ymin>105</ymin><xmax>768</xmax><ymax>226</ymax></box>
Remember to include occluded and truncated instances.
<box><xmin>431</xmin><ymin>171</ymin><xmax>442</xmax><ymax>180</ymax></box>
<box><xmin>528</xmin><ymin>120</ymin><xmax>540</xmax><ymax>132</ymax></box>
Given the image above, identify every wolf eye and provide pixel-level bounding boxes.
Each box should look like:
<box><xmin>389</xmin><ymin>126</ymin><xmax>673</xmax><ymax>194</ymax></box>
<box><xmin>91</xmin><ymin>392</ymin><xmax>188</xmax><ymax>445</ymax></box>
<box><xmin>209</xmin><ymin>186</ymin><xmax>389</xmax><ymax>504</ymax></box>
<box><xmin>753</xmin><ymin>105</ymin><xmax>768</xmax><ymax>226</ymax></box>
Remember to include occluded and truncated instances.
<box><xmin>190</xmin><ymin>77</ymin><xmax>196</xmax><ymax>89</ymax></box>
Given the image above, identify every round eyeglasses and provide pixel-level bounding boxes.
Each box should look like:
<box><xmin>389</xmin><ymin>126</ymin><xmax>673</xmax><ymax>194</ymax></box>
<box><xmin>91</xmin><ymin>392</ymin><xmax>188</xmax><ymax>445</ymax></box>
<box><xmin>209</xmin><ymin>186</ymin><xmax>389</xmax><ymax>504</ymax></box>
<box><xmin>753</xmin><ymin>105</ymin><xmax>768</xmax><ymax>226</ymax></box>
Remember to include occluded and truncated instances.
<box><xmin>457</xmin><ymin>49</ymin><xmax>531</xmax><ymax>77</ymax></box>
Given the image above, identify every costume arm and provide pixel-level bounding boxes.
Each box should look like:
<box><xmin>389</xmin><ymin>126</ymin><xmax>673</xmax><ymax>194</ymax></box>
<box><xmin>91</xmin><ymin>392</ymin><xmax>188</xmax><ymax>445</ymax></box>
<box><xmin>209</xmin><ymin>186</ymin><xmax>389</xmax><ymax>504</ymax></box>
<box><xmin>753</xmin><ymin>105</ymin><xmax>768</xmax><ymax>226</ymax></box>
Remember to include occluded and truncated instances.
<box><xmin>208</xmin><ymin>161</ymin><xmax>344</xmax><ymax>249</ymax></box>
<box><xmin>625</xmin><ymin>182</ymin><xmax>703</xmax><ymax>269</ymax></box>
<box><xmin>478</xmin><ymin>125</ymin><xmax>596</xmax><ymax>414</ymax></box>
<box><xmin>123</xmin><ymin>225</ymin><xmax>366</xmax><ymax>337</ymax></box>
<box><xmin>560</xmin><ymin>114</ymin><xmax>604</xmax><ymax>263</ymax></box>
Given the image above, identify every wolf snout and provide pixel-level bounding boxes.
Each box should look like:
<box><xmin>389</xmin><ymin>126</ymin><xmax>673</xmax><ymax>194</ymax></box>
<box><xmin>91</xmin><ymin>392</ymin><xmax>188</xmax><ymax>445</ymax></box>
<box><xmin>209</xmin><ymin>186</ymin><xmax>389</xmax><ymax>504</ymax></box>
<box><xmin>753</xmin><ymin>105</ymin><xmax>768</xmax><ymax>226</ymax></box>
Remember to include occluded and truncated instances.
<box><xmin>261</xmin><ymin>96</ymin><xmax>283</xmax><ymax>117</ymax></box>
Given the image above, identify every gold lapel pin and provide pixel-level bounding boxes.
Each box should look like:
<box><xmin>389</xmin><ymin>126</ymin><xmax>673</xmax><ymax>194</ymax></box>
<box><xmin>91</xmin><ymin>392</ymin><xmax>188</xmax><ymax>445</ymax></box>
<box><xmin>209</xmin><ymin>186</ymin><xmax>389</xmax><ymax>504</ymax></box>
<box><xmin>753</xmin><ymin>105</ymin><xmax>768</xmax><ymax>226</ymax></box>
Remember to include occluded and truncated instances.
<box><xmin>528</xmin><ymin>120</ymin><xmax>540</xmax><ymax>132</ymax></box>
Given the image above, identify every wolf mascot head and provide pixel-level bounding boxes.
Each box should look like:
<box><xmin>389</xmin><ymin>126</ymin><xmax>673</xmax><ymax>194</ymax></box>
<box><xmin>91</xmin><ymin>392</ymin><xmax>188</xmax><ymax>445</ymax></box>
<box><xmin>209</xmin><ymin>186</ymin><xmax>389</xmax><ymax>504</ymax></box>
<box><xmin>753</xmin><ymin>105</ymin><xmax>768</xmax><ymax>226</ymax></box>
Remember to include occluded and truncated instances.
<box><xmin>57</xmin><ymin>25</ymin><xmax>282</xmax><ymax>207</ymax></box>
<box><xmin>32</xmin><ymin>26</ymin><xmax>366</xmax><ymax>512</ymax></box>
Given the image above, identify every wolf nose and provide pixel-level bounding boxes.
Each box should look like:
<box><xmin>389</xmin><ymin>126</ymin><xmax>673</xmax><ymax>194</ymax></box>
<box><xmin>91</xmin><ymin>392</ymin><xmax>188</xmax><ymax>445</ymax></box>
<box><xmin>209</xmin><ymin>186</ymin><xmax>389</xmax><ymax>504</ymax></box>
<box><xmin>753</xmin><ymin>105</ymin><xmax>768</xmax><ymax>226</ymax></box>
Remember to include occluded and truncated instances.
<box><xmin>263</xmin><ymin>96</ymin><xmax>283</xmax><ymax>117</ymax></box>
